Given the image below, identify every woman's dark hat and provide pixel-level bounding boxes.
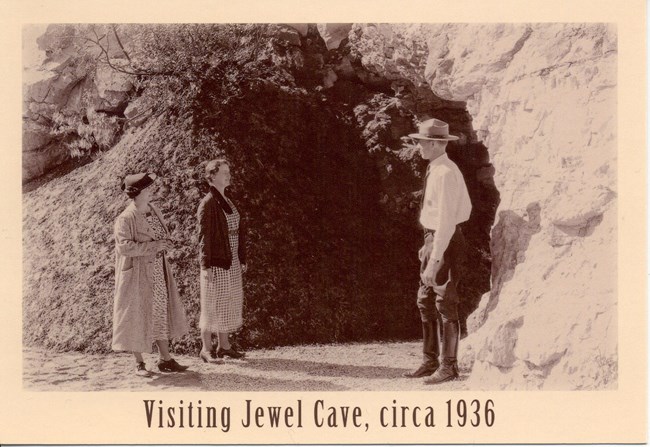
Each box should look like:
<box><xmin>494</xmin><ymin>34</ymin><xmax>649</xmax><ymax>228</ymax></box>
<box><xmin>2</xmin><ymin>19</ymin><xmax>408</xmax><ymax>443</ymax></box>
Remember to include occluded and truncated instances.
<box><xmin>121</xmin><ymin>173</ymin><xmax>157</xmax><ymax>195</ymax></box>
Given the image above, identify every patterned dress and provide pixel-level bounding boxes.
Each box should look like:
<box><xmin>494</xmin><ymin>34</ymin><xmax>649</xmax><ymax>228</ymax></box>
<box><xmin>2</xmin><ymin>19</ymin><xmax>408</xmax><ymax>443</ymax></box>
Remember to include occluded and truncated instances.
<box><xmin>199</xmin><ymin>197</ymin><xmax>244</xmax><ymax>333</ymax></box>
<box><xmin>146</xmin><ymin>213</ymin><xmax>170</xmax><ymax>340</ymax></box>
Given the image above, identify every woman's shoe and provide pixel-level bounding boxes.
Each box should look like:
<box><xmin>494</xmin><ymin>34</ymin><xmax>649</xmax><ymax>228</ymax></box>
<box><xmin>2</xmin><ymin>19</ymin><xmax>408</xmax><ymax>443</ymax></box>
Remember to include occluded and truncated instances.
<box><xmin>199</xmin><ymin>350</ymin><xmax>224</xmax><ymax>364</ymax></box>
<box><xmin>216</xmin><ymin>347</ymin><xmax>245</xmax><ymax>359</ymax></box>
<box><xmin>157</xmin><ymin>358</ymin><xmax>189</xmax><ymax>372</ymax></box>
<box><xmin>135</xmin><ymin>362</ymin><xmax>153</xmax><ymax>377</ymax></box>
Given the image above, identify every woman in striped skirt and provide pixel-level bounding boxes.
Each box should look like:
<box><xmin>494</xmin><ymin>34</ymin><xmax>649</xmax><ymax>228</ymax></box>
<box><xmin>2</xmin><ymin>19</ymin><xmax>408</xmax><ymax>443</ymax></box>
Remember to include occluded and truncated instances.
<box><xmin>113</xmin><ymin>172</ymin><xmax>189</xmax><ymax>376</ymax></box>
<box><xmin>197</xmin><ymin>159</ymin><xmax>247</xmax><ymax>362</ymax></box>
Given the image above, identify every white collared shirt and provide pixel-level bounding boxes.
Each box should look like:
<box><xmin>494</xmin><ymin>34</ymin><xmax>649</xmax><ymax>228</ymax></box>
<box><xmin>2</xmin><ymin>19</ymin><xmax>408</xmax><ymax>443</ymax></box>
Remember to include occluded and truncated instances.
<box><xmin>419</xmin><ymin>153</ymin><xmax>472</xmax><ymax>261</ymax></box>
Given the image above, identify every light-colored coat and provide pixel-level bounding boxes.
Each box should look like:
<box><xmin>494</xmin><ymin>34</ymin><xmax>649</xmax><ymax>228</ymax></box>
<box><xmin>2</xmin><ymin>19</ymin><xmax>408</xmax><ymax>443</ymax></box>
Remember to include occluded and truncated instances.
<box><xmin>112</xmin><ymin>202</ymin><xmax>189</xmax><ymax>353</ymax></box>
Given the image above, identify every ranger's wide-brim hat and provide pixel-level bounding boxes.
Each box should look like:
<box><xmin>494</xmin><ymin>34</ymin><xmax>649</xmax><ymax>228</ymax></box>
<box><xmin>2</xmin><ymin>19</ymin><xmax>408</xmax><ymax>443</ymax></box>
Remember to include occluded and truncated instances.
<box><xmin>408</xmin><ymin>118</ymin><xmax>459</xmax><ymax>141</ymax></box>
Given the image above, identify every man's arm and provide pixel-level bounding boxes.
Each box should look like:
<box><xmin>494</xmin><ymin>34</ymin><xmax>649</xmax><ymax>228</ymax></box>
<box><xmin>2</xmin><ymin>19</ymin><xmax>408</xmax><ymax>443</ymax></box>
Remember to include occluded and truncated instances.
<box><xmin>421</xmin><ymin>169</ymin><xmax>459</xmax><ymax>285</ymax></box>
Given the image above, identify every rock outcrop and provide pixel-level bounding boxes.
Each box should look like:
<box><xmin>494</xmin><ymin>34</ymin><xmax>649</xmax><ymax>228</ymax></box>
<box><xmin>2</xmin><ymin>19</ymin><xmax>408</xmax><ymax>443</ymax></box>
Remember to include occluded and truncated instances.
<box><xmin>350</xmin><ymin>23</ymin><xmax>617</xmax><ymax>389</ymax></box>
<box><xmin>316</xmin><ymin>24</ymin><xmax>353</xmax><ymax>50</ymax></box>
<box><xmin>22</xmin><ymin>25</ymin><xmax>134</xmax><ymax>183</ymax></box>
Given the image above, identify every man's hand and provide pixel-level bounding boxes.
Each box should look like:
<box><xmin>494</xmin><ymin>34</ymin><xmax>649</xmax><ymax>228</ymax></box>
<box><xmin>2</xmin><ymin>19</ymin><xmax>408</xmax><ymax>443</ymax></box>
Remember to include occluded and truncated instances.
<box><xmin>420</xmin><ymin>258</ymin><xmax>442</xmax><ymax>287</ymax></box>
<box><xmin>432</xmin><ymin>281</ymin><xmax>448</xmax><ymax>297</ymax></box>
<box><xmin>241</xmin><ymin>263</ymin><xmax>248</xmax><ymax>273</ymax></box>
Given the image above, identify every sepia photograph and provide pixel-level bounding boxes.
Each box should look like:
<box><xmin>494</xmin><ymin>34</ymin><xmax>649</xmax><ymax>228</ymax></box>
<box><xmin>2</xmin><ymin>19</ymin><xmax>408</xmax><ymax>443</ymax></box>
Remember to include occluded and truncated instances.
<box><xmin>21</xmin><ymin>22</ymin><xmax>617</xmax><ymax>392</ymax></box>
<box><xmin>1</xmin><ymin>0</ymin><xmax>646</xmax><ymax>445</ymax></box>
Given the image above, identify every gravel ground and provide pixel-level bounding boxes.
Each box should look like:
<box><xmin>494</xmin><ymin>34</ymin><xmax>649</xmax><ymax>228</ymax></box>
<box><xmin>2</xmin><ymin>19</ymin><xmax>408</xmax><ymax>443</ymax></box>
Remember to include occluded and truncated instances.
<box><xmin>23</xmin><ymin>342</ymin><xmax>469</xmax><ymax>391</ymax></box>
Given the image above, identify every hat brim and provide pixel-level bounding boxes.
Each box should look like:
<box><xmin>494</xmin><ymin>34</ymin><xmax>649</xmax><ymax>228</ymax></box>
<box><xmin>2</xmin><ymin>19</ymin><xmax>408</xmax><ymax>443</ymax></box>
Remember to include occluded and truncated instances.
<box><xmin>122</xmin><ymin>173</ymin><xmax>157</xmax><ymax>192</ymax></box>
<box><xmin>140</xmin><ymin>173</ymin><xmax>157</xmax><ymax>190</ymax></box>
<box><xmin>408</xmin><ymin>133</ymin><xmax>459</xmax><ymax>141</ymax></box>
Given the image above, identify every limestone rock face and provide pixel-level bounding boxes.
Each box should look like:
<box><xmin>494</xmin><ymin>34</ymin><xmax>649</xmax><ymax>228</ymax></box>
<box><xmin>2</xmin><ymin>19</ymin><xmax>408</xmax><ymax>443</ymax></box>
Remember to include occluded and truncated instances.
<box><xmin>123</xmin><ymin>99</ymin><xmax>151</xmax><ymax>128</ymax></box>
<box><xmin>350</xmin><ymin>24</ymin><xmax>430</xmax><ymax>85</ymax></box>
<box><xmin>351</xmin><ymin>23</ymin><xmax>617</xmax><ymax>389</ymax></box>
<box><xmin>93</xmin><ymin>64</ymin><xmax>133</xmax><ymax>113</ymax></box>
<box><xmin>317</xmin><ymin>24</ymin><xmax>353</xmax><ymax>50</ymax></box>
<box><xmin>22</xmin><ymin>115</ymin><xmax>68</xmax><ymax>181</ymax></box>
<box><xmin>23</xmin><ymin>48</ymin><xmax>79</xmax><ymax>182</ymax></box>
<box><xmin>291</xmin><ymin>24</ymin><xmax>310</xmax><ymax>36</ymax></box>
<box><xmin>23</xmin><ymin>25</ymin><xmax>135</xmax><ymax>183</ymax></box>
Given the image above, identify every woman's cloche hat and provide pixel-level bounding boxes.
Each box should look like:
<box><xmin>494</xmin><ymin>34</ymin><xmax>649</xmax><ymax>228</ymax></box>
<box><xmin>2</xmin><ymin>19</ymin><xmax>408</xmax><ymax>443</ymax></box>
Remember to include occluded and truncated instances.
<box><xmin>408</xmin><ymin>118</ymin><xmax>459</xmax><ymax>141</ymax></box>
<box><xmin>121</xmin><ymin>172</ymin><xmax>157</xmax><ymax>195</ymax></box>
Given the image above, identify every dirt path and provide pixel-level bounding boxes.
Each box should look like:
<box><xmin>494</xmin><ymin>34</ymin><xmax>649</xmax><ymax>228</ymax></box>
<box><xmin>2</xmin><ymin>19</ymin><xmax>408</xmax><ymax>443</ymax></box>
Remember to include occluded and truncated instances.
<box><xmin>23</xmin><ymin>342</ymin><xmax>468</xmax><ymax>391</ymax></box>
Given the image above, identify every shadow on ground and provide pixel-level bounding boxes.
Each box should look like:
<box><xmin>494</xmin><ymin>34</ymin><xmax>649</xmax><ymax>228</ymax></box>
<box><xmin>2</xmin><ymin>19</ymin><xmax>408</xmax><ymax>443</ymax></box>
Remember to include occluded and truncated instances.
<box><xmin>144</xmin><ymin>357</ymin><xmax>468</xmax><ymax>391</ymax></box>
<box><xmin>240</xmin><ymin>357</ymin><xmax>410</xmax><ymax>379</ymax></box>
<box><xmin>148</xmin><ymin>370</ymin><xmax>349</xmax><ymax>391</ymax></box>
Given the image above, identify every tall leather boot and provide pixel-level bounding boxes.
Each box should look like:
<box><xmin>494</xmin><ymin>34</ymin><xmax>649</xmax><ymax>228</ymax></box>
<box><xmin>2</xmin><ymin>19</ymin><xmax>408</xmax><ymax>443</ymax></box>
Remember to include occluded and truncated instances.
<box><xmin>403</xmin><ymin>320</ymin><xmax>440</xmax><ymax>378</ymax></box>
<box><xmin>424</xmin><ymin>320</ymin><xmax>459</xmax><ymax>384</ymax></box>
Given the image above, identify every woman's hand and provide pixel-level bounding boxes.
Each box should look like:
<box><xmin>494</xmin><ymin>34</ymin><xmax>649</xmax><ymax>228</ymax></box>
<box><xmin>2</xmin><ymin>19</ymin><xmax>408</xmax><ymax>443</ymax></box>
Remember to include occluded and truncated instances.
<box><xmin>158</xmin><ymin>239</ymin><xmax>174</xmax><ymax>252</ymax></box>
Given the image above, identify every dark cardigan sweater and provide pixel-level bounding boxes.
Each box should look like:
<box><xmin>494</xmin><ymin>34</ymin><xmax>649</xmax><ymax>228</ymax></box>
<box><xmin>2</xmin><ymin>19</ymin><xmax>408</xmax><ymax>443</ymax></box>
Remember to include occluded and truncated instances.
<box><xmin>197</xmin><ymin>187</ymin><xmax>246</xmax><ymax>270</ymax></box>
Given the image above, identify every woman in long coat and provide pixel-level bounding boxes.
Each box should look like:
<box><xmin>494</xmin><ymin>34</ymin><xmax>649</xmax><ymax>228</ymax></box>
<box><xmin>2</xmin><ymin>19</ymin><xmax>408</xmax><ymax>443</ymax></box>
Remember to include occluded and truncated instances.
<box><xmin>197</xmin><ymin>159</ymin><xmax>247</xmax><ymax>362</ymax></box>
<box><xmin>112</xmin><ymin>172</ymin><xmax>190</xmax><ymax>376</ymax></box>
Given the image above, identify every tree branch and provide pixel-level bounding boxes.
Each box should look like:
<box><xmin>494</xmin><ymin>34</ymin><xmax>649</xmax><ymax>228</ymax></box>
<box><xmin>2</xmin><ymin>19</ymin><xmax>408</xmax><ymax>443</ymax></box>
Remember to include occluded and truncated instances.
<box><xmin>111</xmin><ymin>25</ymin><xmax>132</xmax><ymax>63</ymax></box>
<box><xmin>86</xmin><ymin>25</ymin><xmax>175</xmax><ymax>77</ymax></box>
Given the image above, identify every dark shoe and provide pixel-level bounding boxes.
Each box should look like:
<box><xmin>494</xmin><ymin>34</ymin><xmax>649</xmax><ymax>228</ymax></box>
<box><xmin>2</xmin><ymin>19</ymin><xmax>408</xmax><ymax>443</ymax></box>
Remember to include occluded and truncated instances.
<box><xmin>424</xmin><ymin>363</ymin><xmax>459</xmax><ymax>384</ymax></box>
<box><xmin>199</xmin><ymin>350</ymin><xmax>224</xmax><ymax>364</ymax></box>
<box><xmin>216</xmin><ymin>347</ymin><xmax>245</xmax><ymax>359</ymax></box>
<box><xmin>157</xmin><ymin>358</ymin><xmax>189</xmax><ymax>372</ymax></box>
<box><xmin>135</xmin><ymin>362</ymin><xmax>152</xmax><ymax>377</ymax></box>
<box><xmin>403</xmin><ymin>362</ymin><xmax>438</xmax><ymax>378</ymax></box>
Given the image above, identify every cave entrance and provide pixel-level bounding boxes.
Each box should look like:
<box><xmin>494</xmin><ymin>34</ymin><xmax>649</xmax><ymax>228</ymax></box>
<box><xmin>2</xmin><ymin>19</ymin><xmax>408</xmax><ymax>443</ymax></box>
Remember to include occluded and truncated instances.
<box><xmin>345</xmin><ymin>81</ymin><xmax>501</xmax><ymax>338</ymax></box>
